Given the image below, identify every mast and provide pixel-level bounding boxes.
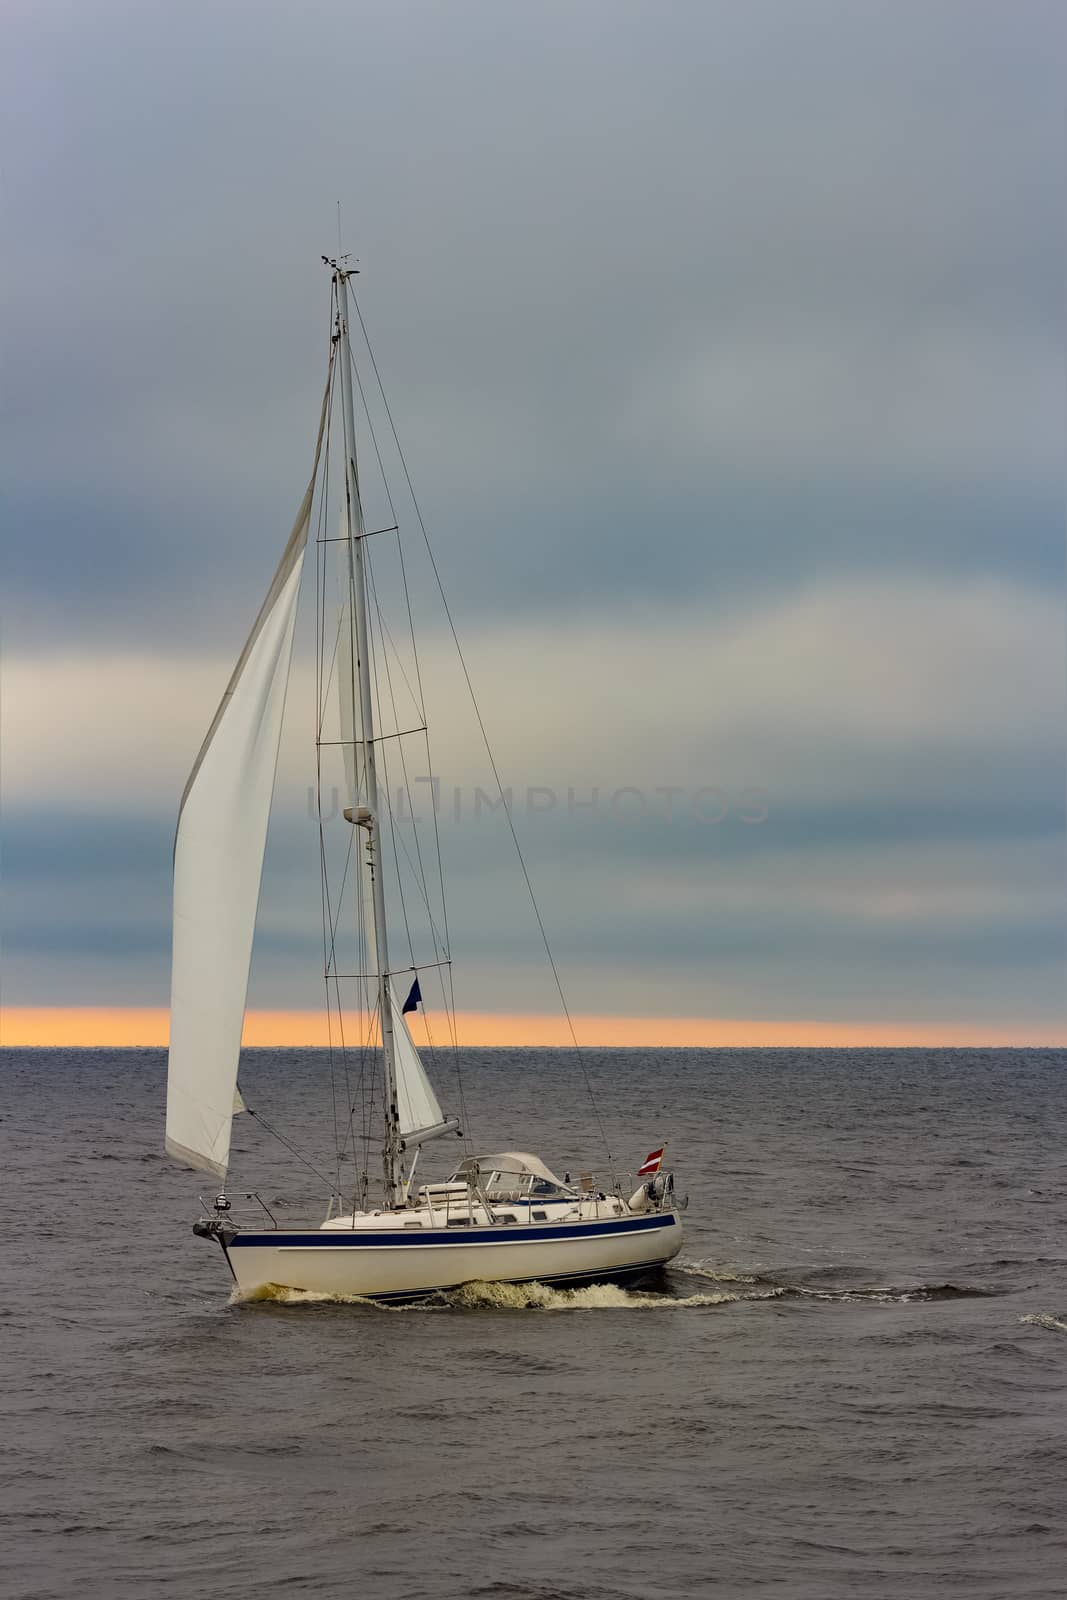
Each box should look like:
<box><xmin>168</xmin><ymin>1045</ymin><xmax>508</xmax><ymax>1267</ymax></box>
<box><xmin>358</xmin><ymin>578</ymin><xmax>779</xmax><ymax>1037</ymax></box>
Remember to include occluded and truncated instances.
<box><xmin>333</xmin><ymin>264</ymin><xmax>404</xmax><ymax>1206</ymax></box>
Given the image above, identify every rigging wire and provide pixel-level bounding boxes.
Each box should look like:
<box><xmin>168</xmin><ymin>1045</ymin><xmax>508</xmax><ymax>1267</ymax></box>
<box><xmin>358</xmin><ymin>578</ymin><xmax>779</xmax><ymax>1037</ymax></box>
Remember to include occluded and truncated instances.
<box><xmin>346</xmin><ymin>348</ymin><xmax>425</xmax><ymax>723</ymax></box>
<box><xmin>244</xmin><ymin>1102</ymin><xmax>335</xmax><ymax>1189</ymax></box>
<box><xmin>363</xmin><ymin>570</ymin><xmax>446</xmax><ymax>953</ymax></box>
<box><xmin>345</xmin><ymin>363</ymin><xmax>469</xmax><ymax>1133</ymax></box>
<box><xmin>364</xmin><ymin>564</ymin><xmax>418</xmax><ymax>972</ymax></box>
<box><xmin>349</xmin><ymin>288</ymin><xmax>614</xmax><ymax>1166</ymax></box>
<box><xmin>347</xmin><ymin>327</ymin><xmax>471</xmax><ymax>1147</ymax></box>
<box><xmin>364</xmin><ymin>552</ymin><xmax>446</xmax><ymax>960</ymax></box>
<box><xmin>362</xmin><ymin>547</ymin><xmax>448</xmax><ymax>1132</ymax></box>
<box><xmin>363</xmin><ymin>544</ymin><xmax>450</xmax><ymax>1086</ymax></box>
<box><xmin>342</xmin><ymin>367</ymin><xmax>381</xmax><ymax>1206</ymax></box>
<box><xmin>313</xmin><ymin>354</ymin><xmax>342</xmax><ymax>1198</ymax></box>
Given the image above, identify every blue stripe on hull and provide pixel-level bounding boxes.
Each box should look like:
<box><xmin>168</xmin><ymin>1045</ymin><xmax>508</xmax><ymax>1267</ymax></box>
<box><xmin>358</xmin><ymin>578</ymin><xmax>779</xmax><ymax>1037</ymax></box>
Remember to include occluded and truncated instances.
<box><xmin>227</xmin><ymin>1212</ymin><xmax>675</xmax><ymax>1250</ymax></box>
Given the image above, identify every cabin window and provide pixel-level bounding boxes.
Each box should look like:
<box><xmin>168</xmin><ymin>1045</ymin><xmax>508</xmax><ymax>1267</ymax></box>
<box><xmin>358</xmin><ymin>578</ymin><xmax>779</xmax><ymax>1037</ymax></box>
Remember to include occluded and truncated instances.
<box><xmin>532</xmin><ymin>1210</ymin><xmax>548</xmax><ymax>1221</ymax></box>
<box><xmin>496</xmin><ymin>1214</ymin><xmax>517</xmax><ymax>1224</ymax></box>
<box><xmin>447</xmin><ymin>1217</ymin><xmax>472</xmax><ymax>1227</ymax></box>
<box><xmin>483</xmin><ymin>1173</ymin><xmax>528</xmax><ymax>1199</ymax></box>
<box><xmin>404</xmin><ymin>1221</ymin><xmax>422</xmax><ymax>1230</ymax></box>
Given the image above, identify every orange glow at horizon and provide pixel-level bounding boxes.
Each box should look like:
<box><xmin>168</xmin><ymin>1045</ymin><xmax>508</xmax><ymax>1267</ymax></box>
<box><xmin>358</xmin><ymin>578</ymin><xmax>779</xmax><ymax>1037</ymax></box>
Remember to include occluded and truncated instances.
<box><xmin>2</xmin><ymin>1007</ymin><xmax>1065</xmax><ymax>1049</ymax></box>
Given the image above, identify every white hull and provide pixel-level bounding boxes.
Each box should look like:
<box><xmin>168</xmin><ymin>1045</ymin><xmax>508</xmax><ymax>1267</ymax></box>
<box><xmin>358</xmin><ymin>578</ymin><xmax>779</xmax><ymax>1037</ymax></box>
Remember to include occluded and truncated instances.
<box><xmin>219</xmin><ymin>1211</ymin><xmax>683</xmax><ymax>1302</ymax></box>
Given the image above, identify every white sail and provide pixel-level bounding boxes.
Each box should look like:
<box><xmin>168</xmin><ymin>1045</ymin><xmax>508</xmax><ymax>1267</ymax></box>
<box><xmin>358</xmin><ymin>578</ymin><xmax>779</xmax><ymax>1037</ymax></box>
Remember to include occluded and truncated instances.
<box><xmin>388</xmin><ymin>984</ymin><xmax>458</xmax><ymax>1145</ymax></box>
<box><xmin>166</xmin><ymin>373</ymin><xmax>332</xmax><ymax>1180</ymax></box>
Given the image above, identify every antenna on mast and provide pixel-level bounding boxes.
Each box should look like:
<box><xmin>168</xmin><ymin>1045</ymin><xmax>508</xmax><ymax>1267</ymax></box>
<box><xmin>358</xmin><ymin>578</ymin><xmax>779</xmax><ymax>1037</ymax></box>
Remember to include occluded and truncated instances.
<box><xmin>326</xmin><ymin>201</ymin><xmax>358</xmax><ymax>279</ymax></box>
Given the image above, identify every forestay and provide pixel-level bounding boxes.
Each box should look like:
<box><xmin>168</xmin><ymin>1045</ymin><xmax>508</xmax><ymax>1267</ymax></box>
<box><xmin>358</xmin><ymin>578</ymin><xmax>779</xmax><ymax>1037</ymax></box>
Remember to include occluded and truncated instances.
<box><xmin>165</xmin><ymin>369</ymin><xmax>333</xmax><ymax>1180</ymax></box>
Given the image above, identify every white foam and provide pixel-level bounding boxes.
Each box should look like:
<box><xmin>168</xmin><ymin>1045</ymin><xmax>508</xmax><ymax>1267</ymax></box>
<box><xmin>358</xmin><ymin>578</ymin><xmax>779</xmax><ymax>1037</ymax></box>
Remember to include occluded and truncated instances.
<box><xmin>231</xmin><ymin>1279</ymin><xmax>747</xmax><ymax>1311</ymax></box>
<box><xmin>231</xmin><ymin>1283</ymin><xmax>411</xmax><ymax>1311</ymax></box>
<box><xmin>675</xmin><ymin>1259</ymin><xmax>759</xmax><ymax>1285</ymax></box>
<box><xmin>1020</xmin><ymin>1312</ymin><xmax>1067</xmax><ymax>1335</ymax></box>
<box><xmin>446</xmin><ymin>1279</ymin><xmax>740</xmax><ymax>1311</ymax></box>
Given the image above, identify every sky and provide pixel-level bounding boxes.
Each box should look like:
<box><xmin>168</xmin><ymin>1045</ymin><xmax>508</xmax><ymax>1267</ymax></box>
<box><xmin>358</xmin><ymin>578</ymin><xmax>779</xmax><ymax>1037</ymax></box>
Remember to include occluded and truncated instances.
<box><xmin>2</xmin><ymin>0</ymin><xmax>1064</xmax><ymax>1044</ymax></box>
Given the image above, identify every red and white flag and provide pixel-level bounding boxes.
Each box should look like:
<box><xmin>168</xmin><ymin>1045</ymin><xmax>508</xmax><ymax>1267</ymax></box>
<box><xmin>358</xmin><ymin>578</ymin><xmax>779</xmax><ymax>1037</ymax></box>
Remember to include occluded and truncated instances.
<box><xmin>637</xmin><ymin>1146</ymin><xmax>665</xmax><ymax>1177</ymax></box>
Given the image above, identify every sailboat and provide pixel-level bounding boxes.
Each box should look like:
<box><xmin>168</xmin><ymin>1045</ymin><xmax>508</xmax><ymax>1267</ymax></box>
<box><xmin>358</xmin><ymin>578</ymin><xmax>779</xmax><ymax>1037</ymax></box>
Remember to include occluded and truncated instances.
<box><xmin>165</xmin><ymin>260</ymin><xmax>684</xmax><ymax>1303</ymax></box>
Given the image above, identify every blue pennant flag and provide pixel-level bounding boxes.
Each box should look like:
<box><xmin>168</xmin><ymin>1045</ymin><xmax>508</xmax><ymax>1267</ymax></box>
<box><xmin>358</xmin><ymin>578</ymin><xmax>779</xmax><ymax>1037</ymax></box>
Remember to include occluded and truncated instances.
<box><xmin>401</xmin><ymin>976</ymin><xmax>422</xmax><ymax>1015</ymax></box>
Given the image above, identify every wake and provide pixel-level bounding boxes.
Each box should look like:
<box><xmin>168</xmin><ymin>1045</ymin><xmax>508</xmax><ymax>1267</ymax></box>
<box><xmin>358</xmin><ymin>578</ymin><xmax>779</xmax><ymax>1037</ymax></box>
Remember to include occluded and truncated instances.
<box><xmin>232</xmin><ymin>1259</ymin><xmax>994</xmax><ymax>1312</ymax></box>
<box><xmin>676</xmin><ymin>1260</ymin><xmax>994</xmax><ymax>1305</ymax></box>
<box><xmin>232</xmin><ymin>1277</ymin><xmax>763</xmax><ymax>1311</ymax></box>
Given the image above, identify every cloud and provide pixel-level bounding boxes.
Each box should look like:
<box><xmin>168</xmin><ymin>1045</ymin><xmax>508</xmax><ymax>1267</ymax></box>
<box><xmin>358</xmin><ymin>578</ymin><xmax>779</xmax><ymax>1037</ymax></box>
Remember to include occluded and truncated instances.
<box><xmin>7</xmin><ymin>572</ymin><xmax>1059</xmax><ymax>803</ymax></box>
<box><xmin>2</xmin><ymin>0</ymin><xmax>1061</xmax><ymax>1028</ymax></box>
<box><xmin>4</xmin><ymin>570</ymin><xmax>1061</xmax><ymax>1020</ymax></box>
<box><xmin>625</xmin><ymin>319</ymin><xmax>1062</xmax><ymax>487</ymax></box>
<box><xmin>2</xmin><ymin>0</ymin><xmax>1061</xmax><ymax>647</ymax></box>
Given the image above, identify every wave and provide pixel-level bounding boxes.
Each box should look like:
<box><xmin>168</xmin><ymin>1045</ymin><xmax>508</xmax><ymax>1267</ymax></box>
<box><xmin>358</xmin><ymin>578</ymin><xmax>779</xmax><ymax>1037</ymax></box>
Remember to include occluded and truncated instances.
<box><xmin>788</xmin><ymin>1282</ymin><xmax>989</xmax><ymax>1304</ymax></box>
<box><xmin>1020</xmin><ymin>1312</ymin><xmax>1067</xmax><ymax>1335</ymax></box>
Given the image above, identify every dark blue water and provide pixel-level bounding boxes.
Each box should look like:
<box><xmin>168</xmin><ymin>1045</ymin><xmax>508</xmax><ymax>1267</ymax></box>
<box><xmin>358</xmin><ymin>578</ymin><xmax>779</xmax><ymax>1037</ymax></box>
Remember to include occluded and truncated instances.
<box><xmin>3</xmin><ymin>1047</ymin><xmax>1067</xmax><ymax>1598</ymax></box>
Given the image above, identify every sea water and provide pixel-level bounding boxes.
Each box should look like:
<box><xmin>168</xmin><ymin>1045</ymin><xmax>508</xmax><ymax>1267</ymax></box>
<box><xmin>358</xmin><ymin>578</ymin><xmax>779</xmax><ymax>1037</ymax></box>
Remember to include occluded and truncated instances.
<box><xmin>3</xmin><ymin>1047</ymin><xmax>1066</xmax><ymax>1598</ymax></box>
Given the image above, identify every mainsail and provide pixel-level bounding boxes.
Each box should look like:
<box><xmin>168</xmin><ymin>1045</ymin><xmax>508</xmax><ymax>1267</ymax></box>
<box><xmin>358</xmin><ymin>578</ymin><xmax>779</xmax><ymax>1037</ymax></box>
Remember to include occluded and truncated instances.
<box><xmin>165</xmin><ymin>372</ymin><xmax>332</xmax><ymax>1179</ymax></box>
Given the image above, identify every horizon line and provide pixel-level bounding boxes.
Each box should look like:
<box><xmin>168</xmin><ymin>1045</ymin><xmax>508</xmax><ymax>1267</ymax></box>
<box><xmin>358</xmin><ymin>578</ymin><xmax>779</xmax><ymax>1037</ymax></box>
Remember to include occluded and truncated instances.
<box><xmin>1</xmin><ymin>1007</ymin><xmax>1064</xmax><ymax>1049</ymax></box>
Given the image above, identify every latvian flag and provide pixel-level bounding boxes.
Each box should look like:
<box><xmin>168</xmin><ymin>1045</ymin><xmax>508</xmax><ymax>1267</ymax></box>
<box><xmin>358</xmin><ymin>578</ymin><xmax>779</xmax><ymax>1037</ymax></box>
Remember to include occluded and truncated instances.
<box><xmin>637</xmin><ymin>1146</ymin><xmax>665</xmax><ymax>1177</ymax></box>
